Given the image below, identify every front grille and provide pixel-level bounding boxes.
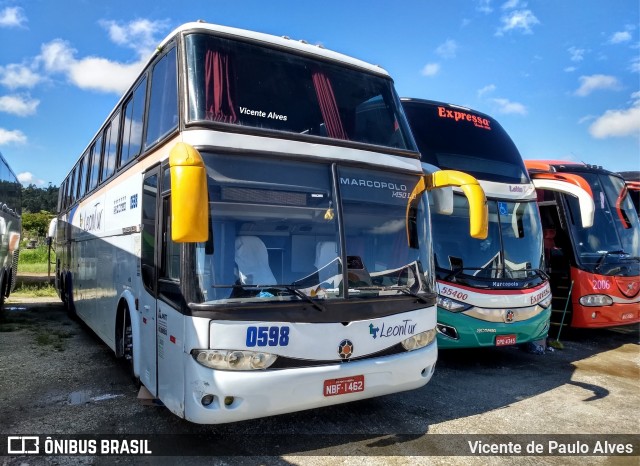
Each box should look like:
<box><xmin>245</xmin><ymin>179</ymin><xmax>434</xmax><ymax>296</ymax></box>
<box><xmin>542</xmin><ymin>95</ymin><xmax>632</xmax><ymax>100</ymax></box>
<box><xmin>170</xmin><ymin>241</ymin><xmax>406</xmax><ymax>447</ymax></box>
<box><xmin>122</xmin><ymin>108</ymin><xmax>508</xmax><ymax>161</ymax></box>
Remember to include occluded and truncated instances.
<box><xmin>268</xmin><ymin>343</ymin><xmax>406</xmax><ymax>369</ymax></box>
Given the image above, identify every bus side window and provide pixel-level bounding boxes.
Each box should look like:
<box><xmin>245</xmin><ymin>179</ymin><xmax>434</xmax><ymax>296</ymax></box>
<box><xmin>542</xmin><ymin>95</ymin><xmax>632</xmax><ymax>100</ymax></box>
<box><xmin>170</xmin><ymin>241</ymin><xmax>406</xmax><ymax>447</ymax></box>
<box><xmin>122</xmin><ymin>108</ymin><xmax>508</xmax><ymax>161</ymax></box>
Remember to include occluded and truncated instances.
<box><xmin>102</xmin><ymin>110</ymin><xmax>121</xmax><ymax>181</ymax></box>
<box><xmin>145</xmin><ymin>47</ymin><xmax>178</xmax><ymax>150</ymax></box>
<box><xmin>88</xmin><ymin>134</ymin><xmax>103</xmax><ymax>192</ymax></box>
<box><xmin>120</xmin><ymin>76</ymin><xmax>147</xmax><ymax>168</ymax></box>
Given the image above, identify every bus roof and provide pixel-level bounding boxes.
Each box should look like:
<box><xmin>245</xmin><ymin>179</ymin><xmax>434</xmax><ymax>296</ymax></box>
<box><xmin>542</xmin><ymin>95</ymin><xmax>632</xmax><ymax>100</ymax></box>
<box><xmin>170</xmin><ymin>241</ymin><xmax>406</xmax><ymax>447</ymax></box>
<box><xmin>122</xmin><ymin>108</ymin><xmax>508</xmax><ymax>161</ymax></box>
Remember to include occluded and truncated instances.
<box><xmin>161</xmin><ymin>21</ymin><xmax>391</xmax><ymax>78</ymax></box>
<box><xmin>525</xmin><ymin>160</ymin><xmax>624</xmax><ymax>179</ymax></box>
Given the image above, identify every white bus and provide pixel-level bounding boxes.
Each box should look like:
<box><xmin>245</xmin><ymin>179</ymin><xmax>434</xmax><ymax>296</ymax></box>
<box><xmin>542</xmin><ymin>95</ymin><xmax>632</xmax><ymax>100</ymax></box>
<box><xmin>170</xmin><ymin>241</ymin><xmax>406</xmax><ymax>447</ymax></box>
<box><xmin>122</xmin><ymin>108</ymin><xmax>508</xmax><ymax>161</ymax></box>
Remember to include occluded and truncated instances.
<box><xmin>53</xmin><ymin>22</ymin><xmax>487</xmax><ymax>424</ymax></box>
<box><xmin>0</xmin><ymin>151</ymin><xmax>21</xmax><ymax>310</ymax></box>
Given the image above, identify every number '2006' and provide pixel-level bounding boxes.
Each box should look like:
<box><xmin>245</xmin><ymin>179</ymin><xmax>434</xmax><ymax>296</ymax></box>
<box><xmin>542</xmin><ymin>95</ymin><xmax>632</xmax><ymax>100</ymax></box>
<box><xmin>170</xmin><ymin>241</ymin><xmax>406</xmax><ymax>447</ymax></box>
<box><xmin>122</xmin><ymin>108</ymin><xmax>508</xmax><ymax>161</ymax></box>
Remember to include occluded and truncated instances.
<box><xmin>246</xmin><ymin>326</ymin><xmax>290</xmax><ymax>347</ymax></box>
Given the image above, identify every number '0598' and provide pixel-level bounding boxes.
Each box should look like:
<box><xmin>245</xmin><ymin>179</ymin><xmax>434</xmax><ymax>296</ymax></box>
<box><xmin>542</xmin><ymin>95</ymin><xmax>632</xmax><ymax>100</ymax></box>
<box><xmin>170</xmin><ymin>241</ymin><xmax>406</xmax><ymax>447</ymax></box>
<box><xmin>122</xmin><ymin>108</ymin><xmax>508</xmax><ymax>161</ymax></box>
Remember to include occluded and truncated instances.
<box><xmin>246</xmin><ymin>326</ymin><xmax>290</xmax><ymax>347</ymax></box>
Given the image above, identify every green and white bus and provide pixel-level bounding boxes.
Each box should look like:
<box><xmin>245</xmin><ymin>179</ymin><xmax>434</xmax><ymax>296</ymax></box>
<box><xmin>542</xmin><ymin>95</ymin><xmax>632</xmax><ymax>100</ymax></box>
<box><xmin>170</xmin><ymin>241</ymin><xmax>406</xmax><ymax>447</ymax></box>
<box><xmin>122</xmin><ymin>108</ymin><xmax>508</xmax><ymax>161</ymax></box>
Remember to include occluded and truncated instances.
<box><xmin>402</xmin><ymin>99</ymin><xmax>593</xmax><ymax>349</ymax></box>
<box><xmin>52</xmin><ymin>22</ymin><xmax>487</xmax><ymax>423</ymax></box>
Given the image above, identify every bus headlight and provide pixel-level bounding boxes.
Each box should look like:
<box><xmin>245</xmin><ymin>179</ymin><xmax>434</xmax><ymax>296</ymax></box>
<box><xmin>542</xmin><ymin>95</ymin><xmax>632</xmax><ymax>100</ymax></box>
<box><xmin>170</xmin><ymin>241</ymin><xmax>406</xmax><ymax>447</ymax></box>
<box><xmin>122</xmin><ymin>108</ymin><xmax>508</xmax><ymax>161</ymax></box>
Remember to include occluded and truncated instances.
<box><xmin>192</xmin><ymin>349</ymin><xmax>278</xmax><ymax>370</ymax></box>
<box><xmin>579</xmin><ymin>295</ymin><xmax>613</xmax><ymax>307</ymax></box>
<box><xmin>538</xmin><ymin>294</ymin><xmax>553</xmax><ymax>309</ymax></box>
<box><xmin>437</xmin><ymin>296</ymin><xmax>471</xmax><ymax>312</ymax></box>
<box><xmin>401</xmin><ymin>329</ymin><xmax>437</xmax><ymax>351</ymax></box>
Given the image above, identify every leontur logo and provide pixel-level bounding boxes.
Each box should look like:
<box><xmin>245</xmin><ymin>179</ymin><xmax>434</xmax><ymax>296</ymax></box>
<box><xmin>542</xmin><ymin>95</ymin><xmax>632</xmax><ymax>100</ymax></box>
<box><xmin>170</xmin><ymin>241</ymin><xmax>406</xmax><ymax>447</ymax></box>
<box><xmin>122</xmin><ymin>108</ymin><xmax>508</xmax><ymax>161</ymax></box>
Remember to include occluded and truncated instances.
<box><xmin>80</xmin><ymin>202</ymin><xmax>103</xmax><ymax>232</ymax></box>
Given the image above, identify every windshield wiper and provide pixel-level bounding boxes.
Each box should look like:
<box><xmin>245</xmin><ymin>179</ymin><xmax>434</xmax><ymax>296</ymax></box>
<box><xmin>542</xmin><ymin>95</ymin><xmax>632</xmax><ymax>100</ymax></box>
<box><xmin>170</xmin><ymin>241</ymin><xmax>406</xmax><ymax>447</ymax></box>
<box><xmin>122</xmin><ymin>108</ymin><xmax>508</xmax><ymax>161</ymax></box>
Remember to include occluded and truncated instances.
<box><xmin>395</xmin><ymin>286</ymin><xmax>430</xmax><ymax>304</ymax></box>
<box><xmin>353</xmin><ymin>285</ymin><xmax>430</xmax><ymax>304</ymax></box>
<box><xmin>221</xmin><ymin>284</ymin><xmax>326</xmax><ymax>312</ymax></box>
<box><xmin>595</xmin><ymin>250</ymin><xmax>627</xmax><ymax>272</ymax></box>
<box><xmin>280</xmin><ymin>285</ymin><xmax>326</xmax><ymax>312</ymax></box>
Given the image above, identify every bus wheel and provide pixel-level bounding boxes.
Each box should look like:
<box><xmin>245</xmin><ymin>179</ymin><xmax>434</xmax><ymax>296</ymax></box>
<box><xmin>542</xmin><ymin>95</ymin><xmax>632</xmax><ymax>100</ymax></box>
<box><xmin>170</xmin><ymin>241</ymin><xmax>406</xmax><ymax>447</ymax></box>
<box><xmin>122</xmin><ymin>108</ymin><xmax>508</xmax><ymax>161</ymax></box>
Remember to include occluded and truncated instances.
<box><xmin>120</xmin><ymin>308</ymin><xmax>140</xmax><ymax>387</ymax></box>
<box><xmin>0</xmin><ymin>270</ymin><xmax>5</xmax><ymax>318</ymax></box>
<box><xmin>63</xmin><ymin>274</ymin><xmax>76</xmax><ymax>319</ymax></box>
<box><xmin>0</xmin><ymin>270</ymin><xmax>6</xmax><ymax>309</ymax></box>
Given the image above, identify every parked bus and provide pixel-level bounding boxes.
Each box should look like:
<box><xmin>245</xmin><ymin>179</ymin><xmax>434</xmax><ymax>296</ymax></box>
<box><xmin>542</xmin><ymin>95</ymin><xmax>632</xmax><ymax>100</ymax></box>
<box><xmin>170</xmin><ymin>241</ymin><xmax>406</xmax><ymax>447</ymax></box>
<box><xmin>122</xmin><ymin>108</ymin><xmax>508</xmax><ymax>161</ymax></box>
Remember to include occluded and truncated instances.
<box><xmin>619</xmin><ymin>171</ymin><xmax>640</xmax><ymax>216</ymax></box>
<box><xmin>401</xmin><ymin>99</ymin><xmax>594</xmax><ymax>349</ymax></box>
<box><xmin>526</xmin><ymin>161</ymin><xmax>640</xmax><ymax>328</ymax></box>
<box><xmin>0</xmin><ymin>151</ymin><xmax>21</xmax><ymax>309</ymax></box>
<box><xmin>51</xmin><ymin>22</ymin><xmax>488</xmax><ymax>424</ymax></box>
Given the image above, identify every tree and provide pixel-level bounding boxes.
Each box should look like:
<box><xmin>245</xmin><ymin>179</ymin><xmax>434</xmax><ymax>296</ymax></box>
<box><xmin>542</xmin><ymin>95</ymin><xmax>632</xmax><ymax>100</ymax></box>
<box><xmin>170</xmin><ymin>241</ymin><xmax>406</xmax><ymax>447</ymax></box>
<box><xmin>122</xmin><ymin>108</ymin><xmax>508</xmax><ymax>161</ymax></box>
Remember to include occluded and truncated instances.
<box><xmin>21</xmin><ymin>184</ymin><xmax>59</xmax><ymax>213</ymax></box>
<box><xmin>22</xmin><ymin>211</ymin><xmax>55</xmax><ymax>238</ymax></box>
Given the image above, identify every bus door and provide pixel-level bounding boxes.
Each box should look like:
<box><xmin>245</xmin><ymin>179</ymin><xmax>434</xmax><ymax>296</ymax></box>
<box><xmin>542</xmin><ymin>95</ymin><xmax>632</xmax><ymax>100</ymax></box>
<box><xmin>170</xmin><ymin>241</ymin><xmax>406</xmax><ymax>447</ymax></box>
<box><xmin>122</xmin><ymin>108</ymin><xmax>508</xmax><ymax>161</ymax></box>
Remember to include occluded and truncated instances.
<box><xmin>139</xmin><ymin>167</ymin><xmax>160</xmax><ymax>395</ymax></box>
<box><xmin>139</xmin><ymin>164</ymin><xmax>186</xmax><ymax>415</ymax></box>
<box><xmin>155</xmin><ymin>164</ymin><xmax>186</xmax><ymax>415</ymax></box>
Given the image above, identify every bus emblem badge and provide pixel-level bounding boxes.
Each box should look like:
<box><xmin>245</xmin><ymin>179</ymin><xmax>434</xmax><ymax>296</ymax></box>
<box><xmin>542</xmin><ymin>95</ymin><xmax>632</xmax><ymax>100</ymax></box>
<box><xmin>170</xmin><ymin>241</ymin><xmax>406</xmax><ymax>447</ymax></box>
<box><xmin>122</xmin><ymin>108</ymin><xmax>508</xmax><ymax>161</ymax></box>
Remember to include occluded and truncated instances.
<box><xmin>338</xmin><ymin>339</ymin><xmax>354</xmax><ymax>360</ymax></box>
<box><xmin>505</xmin><ymin>310</ymin><xmax>515</xmax><ymax>323</ymax></box>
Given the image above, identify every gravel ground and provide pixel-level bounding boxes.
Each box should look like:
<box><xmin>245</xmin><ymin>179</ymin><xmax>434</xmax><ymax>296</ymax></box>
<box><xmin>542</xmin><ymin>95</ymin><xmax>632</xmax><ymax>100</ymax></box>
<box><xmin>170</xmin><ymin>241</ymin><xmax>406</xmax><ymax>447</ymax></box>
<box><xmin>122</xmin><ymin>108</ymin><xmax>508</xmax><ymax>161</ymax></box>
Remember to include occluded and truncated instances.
<box><xmin>0</xmin><ymin>294</ymin><xmax>638</xmax><ymax>465</ymax></box>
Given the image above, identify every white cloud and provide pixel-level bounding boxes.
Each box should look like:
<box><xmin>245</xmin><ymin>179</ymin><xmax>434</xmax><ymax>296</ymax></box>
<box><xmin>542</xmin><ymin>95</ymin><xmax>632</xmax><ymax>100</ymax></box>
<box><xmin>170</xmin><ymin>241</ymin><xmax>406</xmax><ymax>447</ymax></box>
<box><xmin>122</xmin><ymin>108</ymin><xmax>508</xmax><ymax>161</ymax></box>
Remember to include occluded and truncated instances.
<box><xmin>0</xmin><ymin>94</ymin><xmax>39</xmax><ymax>116</ymax></box>
<box><xmin>17</xmin><ymin>172</ymin><xmax>45</xmax><ymax>186</ymax></box>
<box><xmin>0</xmin><ymin>64</ymin><xmax>42</xmax><ymax>89</ymax></box>
<box><xmin>99</xmin><ymin>19</ymin><xmax>169</xmax><ymax>59</ymax></box>
<box><xmin>496</xmin><ymin>10</ymin><xmax>540</xmax><ymax>35</ymax></box>
<box><xmin>578</xmin><ymin>115</ymin><xmax>595</xmax><ymax>125</ymax></box>
<box><xmin>574</xmin><ymin>74</ymin><xmax>621</xmax><ymax>96</ymax></box>
<box><xmin>0</xmin><ymin>19</ymin><xmax>168</xmax><ymax>96</ymax></box>
<box><xmin>630</xmin><ymin>56</ymin><xmax>640</xmax><ymax>73</ymax></box>
<box><xmin>492</xmin><ymin>98</ymin><xmax>527</xmax><ymax>115</ymax></box>
<box><xmin>589</xmin><ymin>93</ymin><xmax>640</xmax><ymax>139</ymax></box>
<box><xmin>501</xmin><ymin>0</ymin><xmax>524</xmax><ymax>9</ymax></box>
<box><xmin>564</xmin><ymin>66</ymin><xmax>577</xmax><ymax>73</ymax></box>
<box><xmin>421</xmin><ymin>63</ymin><xmax>441</xmax><ymax>77</ymax></box>
<box><xmin>476</xmin><ymin>0</ymin><xmax>493</xmax><ymax>14</ymax></box>
<box><xmin>477</xmin><ymin>84</ymin><xmax>496</xmax><ymax>97</ymax></box>
<box><xmin>568</xmin><ymin>46</ymin><xmax>587</xmax><ymax>62</ymax></box>
<box><xmin>37</xmin><ymin>39</ymin><xmax>147</xmax><ymax>94</ymax></box>
<box><xmin>0</xmin><ymin>6</ymin><xmax>26</xmax><ymax>28</ymax></box>
<box><xmin>609</xmin><ymin>31</ymin><xmax>632</xmax><ymax>44</ymax></box>
<box><xmin>435</xmin><ymin>39</ymin><xmax>458</xmax><ymax>59</ymax></box>
<box><xmin>0</xmin><ymin>128</ymin><xmax>27</xmax><ymax>145</ymax></box>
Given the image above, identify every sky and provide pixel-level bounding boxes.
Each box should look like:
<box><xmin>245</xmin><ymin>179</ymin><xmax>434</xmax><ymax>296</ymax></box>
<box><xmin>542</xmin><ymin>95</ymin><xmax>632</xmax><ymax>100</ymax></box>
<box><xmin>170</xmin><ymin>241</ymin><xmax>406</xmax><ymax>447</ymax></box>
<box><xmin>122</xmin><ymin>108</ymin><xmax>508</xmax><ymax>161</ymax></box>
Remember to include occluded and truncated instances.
<box><xmin>0</xmin><ymin>0</ymin><xmax>638</xmax><ymax>188</ymax></box>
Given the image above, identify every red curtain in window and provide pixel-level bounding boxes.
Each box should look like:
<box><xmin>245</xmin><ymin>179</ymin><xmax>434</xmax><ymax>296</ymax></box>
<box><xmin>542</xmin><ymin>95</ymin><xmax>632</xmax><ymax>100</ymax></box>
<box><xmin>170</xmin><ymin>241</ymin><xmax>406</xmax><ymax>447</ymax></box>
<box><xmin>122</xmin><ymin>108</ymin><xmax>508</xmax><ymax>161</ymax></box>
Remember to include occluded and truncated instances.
<box><xmin>312</xmin><ymin>70</ymin><xmax>348</xmax><ymax>140</ymax></box>
<box><xmin>204</xmin><ymin>50</ymin><xmax>238</xmax><ymax>123</ymax></box>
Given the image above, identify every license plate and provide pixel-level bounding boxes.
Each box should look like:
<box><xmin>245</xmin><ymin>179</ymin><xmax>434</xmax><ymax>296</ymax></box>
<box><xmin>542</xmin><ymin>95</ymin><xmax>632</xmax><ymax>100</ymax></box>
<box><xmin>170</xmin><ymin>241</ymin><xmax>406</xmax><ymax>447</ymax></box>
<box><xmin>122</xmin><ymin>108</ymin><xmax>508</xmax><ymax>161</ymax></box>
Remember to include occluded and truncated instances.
<box><xmin>495</xmin><ymin>334</ymin><xmax>517</xmax><ymax>346</ymax></box>
<box><xmin>621</xmin><ymin>312</ymin><xmax>634</xmax><ymax>320</ymax></box>
<box><xmin>323</xmin><ymin>375</ymin><xmax>365</xmax><ymax>397</ymax></box>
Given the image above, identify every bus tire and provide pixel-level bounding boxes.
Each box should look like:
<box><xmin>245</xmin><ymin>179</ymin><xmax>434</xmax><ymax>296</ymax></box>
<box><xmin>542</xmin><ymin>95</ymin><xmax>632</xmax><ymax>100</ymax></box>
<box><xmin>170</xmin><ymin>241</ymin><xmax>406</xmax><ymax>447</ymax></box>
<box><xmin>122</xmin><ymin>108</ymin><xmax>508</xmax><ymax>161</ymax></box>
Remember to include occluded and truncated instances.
<box><xmin>63</xmin><ymin>273</ymin><xmax>76</xmax><ymax>319</ymax></box>
<box><xmin>0</xmin><ymin>269</ymin><xmax>5</xmax><ymax>317</ymax></box>
<box><xmin>0</xmin><ymin>269</ymin><xmax>7</xmax><ymax>308</ymax></box>
<box><xmin>118</xmin><ymin>304</ymin><xmax>140</xmax><ymax>388</ymax></box>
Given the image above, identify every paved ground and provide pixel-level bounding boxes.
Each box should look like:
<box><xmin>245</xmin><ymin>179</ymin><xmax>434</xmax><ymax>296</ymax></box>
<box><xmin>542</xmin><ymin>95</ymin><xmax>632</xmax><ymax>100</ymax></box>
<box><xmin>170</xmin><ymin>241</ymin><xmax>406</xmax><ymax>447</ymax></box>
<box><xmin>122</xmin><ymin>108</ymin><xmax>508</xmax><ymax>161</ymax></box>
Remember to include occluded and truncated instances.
<box><xmin>0</xmin><ymin>292</ymin><xmax>638</xmax><ymax>465</ymax></box>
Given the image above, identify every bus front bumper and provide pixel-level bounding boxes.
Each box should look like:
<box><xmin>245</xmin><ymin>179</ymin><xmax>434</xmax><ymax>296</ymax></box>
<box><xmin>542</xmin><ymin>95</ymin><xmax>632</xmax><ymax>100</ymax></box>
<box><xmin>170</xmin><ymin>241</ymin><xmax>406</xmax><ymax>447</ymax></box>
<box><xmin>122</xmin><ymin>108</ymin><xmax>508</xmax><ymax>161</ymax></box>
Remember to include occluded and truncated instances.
<box><xmin>570</xmin><ymin>302</ymin><xmax>640</xmax><ymax>328</ymax></box>
<box><xmin>436</xmin><ymin>307</ymin><xmax>551</xmax><ymax>349</ymax></box>
<box><xmin>183</xmin><ymin>342</ymin><xmax>437</xmax><ymax>424</ymax></box>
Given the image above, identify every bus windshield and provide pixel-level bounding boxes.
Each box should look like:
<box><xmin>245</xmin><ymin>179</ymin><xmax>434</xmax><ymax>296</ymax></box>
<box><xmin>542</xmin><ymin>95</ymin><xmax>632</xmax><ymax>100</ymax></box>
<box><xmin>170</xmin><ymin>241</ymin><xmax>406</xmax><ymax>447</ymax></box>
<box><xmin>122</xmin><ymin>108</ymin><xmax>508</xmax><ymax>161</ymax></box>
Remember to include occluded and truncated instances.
<box><xmin>194</xmin><ymin>153</ymin><xmax>432</xmax><ymax>304</ymax></box>
<box><xmin>402</xmin><ymin>100</ymin><xmax>529</xmax><ymax>184</ymax></box>
<box><xmin>185</xmin><ymin>33</ymin><xmax>415</xmax><ymax>151</ymax></box>
<box><xmin>433</xmin><ymin>195</ymin><xmax>543</xmax><ymax>284</ymax></box>
<box><xmin>564</xmin><ymin>172</ymin><xmax>640</xmax><ymax>273</ymax></box>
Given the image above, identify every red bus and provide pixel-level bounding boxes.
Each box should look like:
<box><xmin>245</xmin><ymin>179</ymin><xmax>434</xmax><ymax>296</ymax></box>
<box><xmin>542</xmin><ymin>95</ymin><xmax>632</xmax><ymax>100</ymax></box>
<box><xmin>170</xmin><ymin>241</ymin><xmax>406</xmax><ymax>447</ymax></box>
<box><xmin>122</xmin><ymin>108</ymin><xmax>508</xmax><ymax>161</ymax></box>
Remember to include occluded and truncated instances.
<box><xmin>526</xmin><ymin>160</ymin><xmax>640</xmax><ymax>328</ymax></box>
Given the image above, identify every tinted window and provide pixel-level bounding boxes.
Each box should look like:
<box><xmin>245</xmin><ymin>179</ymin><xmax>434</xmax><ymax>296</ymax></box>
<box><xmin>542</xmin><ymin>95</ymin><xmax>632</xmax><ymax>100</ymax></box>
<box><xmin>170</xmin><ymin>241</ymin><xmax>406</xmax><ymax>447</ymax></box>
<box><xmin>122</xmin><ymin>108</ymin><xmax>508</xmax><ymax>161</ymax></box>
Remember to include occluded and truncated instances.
<box><xmin>142</xmin><ymin>172</ymin><xmax>158</xmax><ymax>293</ymax></box>
<box><xmin>77</xmin><ymin>151</ymin><xmax>89</xmax><ymax>198</ymax></box>
<box><xmin>185</xmin><ymin>33</ymin><xmax>415</xmax><ymax>151</ymax></box>
<box><xmin>403</xmin><ymin>100</ymin><xmax>529</xmax><ymax>183</ymax></box>
<box><xmin>121</xmin><ymin>77</ymin><xmax>147</xmax><ymax>167</ymax></box>
<box><xmin>102</xmin><ymin>111</ymin><xmax>121</xmax><ymax>181</ymax></box>
<box><xmin>145</xmin><ymin>48</ymin><xmax>178</xmax><ymax>149</ymax></box>
<box><xmin>88</xmin><ymin>135</ymin><xmax>103</xmax><ymax>191</ymax></box>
